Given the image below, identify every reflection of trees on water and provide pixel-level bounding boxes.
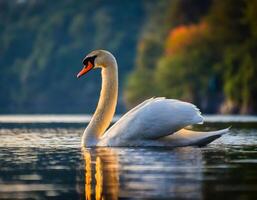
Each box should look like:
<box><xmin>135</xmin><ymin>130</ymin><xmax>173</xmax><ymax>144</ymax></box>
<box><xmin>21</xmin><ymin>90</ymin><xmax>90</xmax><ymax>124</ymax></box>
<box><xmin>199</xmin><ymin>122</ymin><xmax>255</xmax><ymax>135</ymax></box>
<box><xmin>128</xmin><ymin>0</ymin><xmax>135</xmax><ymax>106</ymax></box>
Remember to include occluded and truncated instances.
<box><xmin>80</xmin><ymin>147</ymin><xmax>204</xmax><ymax>200</ymax></box>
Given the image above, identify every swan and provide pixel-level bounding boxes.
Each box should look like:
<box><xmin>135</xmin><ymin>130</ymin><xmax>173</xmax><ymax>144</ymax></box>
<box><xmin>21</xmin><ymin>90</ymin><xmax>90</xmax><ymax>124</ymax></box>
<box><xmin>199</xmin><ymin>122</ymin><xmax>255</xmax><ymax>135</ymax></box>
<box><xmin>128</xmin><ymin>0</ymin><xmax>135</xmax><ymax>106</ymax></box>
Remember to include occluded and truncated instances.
<box><xmin>77</xmin><ymin>50</ymin><xmax>229</xmax><ymax>147</ymax></box>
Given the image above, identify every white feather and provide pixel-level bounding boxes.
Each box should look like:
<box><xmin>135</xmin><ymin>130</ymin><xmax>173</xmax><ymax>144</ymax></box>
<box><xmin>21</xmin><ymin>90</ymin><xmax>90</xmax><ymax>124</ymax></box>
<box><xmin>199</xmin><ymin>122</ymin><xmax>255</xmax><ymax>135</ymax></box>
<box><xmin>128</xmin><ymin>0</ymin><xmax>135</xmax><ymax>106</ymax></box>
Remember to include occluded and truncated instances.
<box><xmin>98</xmin><ymin>98</ymin><xmax>204</xmax><ymax>146</ymax></box>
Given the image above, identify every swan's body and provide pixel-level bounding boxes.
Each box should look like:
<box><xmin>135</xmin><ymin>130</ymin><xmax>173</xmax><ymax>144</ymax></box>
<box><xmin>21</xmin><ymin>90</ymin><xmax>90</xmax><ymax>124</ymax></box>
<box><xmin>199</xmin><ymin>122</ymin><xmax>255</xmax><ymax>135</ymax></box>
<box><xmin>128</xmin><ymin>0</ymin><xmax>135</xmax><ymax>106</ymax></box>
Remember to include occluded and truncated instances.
<box><xmin>77</xmin><ymin>50</ymin><xmax>229</xmax><ymax>147</ymax></box>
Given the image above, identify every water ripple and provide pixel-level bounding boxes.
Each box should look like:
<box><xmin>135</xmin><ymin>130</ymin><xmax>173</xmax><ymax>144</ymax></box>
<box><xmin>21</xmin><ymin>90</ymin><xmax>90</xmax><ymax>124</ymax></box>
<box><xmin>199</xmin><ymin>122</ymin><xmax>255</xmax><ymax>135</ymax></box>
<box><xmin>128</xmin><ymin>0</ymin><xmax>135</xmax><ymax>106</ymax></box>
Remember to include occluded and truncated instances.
<box><xmin>0</xmin><ymin>127</ymin><xmax>256</xmax><ymax>199</ymax></box>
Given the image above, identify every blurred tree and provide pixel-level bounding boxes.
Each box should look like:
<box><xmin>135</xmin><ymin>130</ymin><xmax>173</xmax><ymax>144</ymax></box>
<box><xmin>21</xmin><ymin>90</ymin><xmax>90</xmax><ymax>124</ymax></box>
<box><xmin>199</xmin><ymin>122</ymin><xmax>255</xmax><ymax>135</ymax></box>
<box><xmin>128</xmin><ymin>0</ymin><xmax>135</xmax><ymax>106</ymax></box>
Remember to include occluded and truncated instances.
<box><xmin>123</xmin><ymin>1</ymin><xmax>167</xmax><ymax>108</ymax></box>
<box><xmin>207</xmin><ymin>0</ymin><xmax>257</xmax><ymax>113</ymax></box>
<box><xmin>156</xmin><ymin>22</ymin><xmax>223</xmax><ymax>112</ymax></box>
<box><xmin>125</xmin><ymin>0</ymin><xmax>257</xmax><ymax>114</ymax></box>
<box><xmin>125</xmin><ymin>0</ymin><xmax>212</xmax><ymax>108</ymax></box>
<box><xmin>0</xmin><ymin>0</ymin><xmax>145</xmax><ymax>113</ymax></box>
<box><xmin>1</xmin><ymin>0</ymin><xmax>257</xmax><ymax>114</ymax></box>
<box><xmin>124</xmin><ymin>68</ymin><xmax>156</xmax><ymax>108</ymax></box>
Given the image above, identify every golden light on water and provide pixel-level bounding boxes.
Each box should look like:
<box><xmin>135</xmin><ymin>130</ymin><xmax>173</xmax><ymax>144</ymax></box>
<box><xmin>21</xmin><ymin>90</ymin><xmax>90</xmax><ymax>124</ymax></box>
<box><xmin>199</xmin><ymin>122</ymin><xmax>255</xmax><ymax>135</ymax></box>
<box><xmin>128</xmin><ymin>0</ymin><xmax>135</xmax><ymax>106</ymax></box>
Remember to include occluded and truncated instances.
<box><xmin>85</xmin><ymin>151</ymin><xmax>92</xmax><ymax>200</ymax></box>
<box><xmin>83</xmin><ymin>148</ymin><xmax>119</xmax><ymax>200</ymax></box>
<box><xmin>95</xmin><ymin>157</ymin><xmax>103</xmax><ymax>200</ymax></box>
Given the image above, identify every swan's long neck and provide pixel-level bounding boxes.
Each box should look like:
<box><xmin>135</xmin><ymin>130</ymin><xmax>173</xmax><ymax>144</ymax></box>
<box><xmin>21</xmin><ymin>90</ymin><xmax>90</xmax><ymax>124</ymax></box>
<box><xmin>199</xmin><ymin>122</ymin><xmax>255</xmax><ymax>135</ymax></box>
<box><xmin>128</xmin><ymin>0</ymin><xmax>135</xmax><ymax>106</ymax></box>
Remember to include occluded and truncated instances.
<box><xmin>82</xmin><ymin>60</ymin><xmax>118</xmax><ymax>146</ymax></box>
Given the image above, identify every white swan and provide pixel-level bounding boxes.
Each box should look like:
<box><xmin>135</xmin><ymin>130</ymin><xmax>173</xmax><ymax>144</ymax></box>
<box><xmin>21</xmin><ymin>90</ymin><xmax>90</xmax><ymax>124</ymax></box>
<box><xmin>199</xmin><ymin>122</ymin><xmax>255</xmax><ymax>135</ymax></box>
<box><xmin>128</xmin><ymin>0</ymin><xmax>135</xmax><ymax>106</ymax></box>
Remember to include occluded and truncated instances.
<box><xmin>77</xmin><ymin>50</ymin><xmax>229</xmax><ymax>147</ymax></box>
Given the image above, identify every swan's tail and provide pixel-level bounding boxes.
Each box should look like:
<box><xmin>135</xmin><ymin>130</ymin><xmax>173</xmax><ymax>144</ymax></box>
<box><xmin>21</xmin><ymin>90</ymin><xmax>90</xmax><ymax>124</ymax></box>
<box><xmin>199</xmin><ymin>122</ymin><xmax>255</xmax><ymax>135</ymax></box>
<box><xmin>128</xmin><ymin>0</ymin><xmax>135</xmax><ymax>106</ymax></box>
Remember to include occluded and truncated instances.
<box><xmin>166</xmin><ymin>127</ymin><xmax>230</xmax><ymax>147</ymax></box>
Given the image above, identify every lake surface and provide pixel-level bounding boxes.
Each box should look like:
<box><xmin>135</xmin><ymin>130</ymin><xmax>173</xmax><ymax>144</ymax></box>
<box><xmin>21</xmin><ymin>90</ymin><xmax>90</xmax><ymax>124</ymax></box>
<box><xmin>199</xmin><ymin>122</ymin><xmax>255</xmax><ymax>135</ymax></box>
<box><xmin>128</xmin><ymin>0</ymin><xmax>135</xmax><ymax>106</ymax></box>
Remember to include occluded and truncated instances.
<box><xmin>0</xmin><ymin>115</ymin><xmax>257</xmax><ymax>200</ymax></box>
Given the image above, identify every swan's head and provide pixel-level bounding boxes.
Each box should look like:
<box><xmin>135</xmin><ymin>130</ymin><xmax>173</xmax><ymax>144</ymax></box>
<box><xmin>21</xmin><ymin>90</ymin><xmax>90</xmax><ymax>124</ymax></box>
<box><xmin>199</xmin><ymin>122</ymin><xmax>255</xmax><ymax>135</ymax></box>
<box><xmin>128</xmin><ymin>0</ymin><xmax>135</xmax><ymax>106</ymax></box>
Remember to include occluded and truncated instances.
<box><xmin>77</xmin><ymin>50</ymin><xmax>116</xmax><ymax>78</ymax></box>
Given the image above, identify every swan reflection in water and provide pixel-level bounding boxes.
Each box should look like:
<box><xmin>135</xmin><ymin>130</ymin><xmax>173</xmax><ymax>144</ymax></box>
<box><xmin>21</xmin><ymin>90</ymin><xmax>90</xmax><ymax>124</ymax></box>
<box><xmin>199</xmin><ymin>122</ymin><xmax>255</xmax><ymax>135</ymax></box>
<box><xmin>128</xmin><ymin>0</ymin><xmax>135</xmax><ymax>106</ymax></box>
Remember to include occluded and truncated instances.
<box><xmin>81</xmin><ymin>147</ymin><xmax>204</xmax><ymax>200</ymax></box>
<box><xmin>82</xmin><ymin>147</ymin><xmax>119</xmax><ymax>200</ymax></box>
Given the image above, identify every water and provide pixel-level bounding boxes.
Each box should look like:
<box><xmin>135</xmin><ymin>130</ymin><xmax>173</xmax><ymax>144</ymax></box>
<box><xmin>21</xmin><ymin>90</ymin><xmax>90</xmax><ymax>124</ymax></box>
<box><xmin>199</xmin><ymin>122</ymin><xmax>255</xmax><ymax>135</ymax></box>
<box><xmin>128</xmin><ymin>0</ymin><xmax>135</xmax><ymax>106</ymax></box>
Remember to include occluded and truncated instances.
<box><xmin>0</xmin><ymin>116</ymin><xmax>257</xmax><ymax>200</ymax></box>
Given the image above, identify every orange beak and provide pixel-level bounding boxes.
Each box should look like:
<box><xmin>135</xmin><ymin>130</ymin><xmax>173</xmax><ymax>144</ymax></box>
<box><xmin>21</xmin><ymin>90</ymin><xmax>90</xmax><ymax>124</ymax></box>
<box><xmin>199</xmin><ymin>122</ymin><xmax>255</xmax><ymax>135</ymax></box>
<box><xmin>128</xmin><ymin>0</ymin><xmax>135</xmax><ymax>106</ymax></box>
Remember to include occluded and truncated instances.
<box><xmin>77</xmin><ymin>61</ymin><xmax>94</xmax><ymax>78</ymax></box>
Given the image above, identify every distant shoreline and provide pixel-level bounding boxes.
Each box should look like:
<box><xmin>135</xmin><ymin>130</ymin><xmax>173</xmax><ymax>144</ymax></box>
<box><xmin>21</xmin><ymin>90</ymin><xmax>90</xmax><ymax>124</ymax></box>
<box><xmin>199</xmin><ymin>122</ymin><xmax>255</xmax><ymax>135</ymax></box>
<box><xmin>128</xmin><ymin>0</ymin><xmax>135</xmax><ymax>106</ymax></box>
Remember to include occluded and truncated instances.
<box><xmin>0</xmin><ymin>114</ymin><xmax>257</xmax><ymax>124</ymax></box>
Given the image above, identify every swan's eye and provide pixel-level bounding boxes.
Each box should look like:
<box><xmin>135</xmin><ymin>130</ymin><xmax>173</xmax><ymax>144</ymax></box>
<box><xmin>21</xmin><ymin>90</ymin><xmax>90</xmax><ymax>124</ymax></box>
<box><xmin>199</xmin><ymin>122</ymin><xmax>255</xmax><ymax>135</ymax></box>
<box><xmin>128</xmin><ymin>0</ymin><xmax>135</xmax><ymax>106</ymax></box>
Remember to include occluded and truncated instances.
<box><xmin>82</xmin><ymin>55</ymin><xmax>97</xmax><ymax>66</ymax></box>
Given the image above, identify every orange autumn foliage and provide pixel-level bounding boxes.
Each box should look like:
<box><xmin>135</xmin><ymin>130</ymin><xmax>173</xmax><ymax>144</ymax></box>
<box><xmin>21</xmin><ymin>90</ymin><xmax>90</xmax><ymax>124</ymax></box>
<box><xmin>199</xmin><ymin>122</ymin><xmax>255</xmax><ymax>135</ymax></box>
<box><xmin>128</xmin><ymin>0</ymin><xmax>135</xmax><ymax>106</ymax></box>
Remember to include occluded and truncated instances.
<box><xmin>165</xmin><ymin>22</ymin><xmax>209</xmax><ymax>55</ymax></box>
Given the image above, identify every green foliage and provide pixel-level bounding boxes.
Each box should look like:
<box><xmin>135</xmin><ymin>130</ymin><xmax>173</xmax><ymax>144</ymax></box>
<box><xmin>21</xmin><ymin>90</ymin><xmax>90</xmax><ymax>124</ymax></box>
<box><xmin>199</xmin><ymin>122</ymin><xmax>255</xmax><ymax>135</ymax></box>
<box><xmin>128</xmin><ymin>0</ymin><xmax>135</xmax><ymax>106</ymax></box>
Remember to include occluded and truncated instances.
<box><xmin>156</xmin><ymin>49</ymin><xmax>212</xmax><ymax>103</ymax></box>
<box><xmin>207</xmin><ymin>0</ymin><xmax>257</xmax><ymax>113</ymax></box>
<box><xmin>0</xmin><ymin>0</ymin><xmax>145</xmax><ymax>113</ymax></box>
<box><xmin>1</xmin><ymin>0</ymin><xmax>257</xmax><ymax>114</ymax></box>
<box><xmin>125</xmin><ymin>0</ymin><xmax>213</xmax><ymax>109</ymax></box>
<box><xmin>155</xmin><ymin>22</ymin><xmax>222</xmax><ymax>112</ymax></box>
<box><xmin>125</xmin><ymin>0</ymin><xmax>257</xmax><ymax>114</ymax></box>
<box><xmin>123</xmin><ymin>1</ymin><xmax>169</xmax><ymax>107</ymax></box>
<box><xmin>124</xmin><ymin>68</ymin><xmax>157</xmax><ymax>108</ymax></box>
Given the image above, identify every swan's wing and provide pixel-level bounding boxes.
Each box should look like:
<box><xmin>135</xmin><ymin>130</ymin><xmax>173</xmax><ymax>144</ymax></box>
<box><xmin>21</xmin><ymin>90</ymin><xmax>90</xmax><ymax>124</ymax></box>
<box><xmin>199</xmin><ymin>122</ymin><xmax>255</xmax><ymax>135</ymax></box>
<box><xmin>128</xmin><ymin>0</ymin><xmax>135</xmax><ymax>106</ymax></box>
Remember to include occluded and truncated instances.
<box><xmin>161</xmin><ymin>128</ymin><xmax>230</xmax><ymax>147</ymax></box>
<box><xmin>100</xmin><ymin>98</ymin><xmax>203</xmax><ymax>144</ymax></box>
